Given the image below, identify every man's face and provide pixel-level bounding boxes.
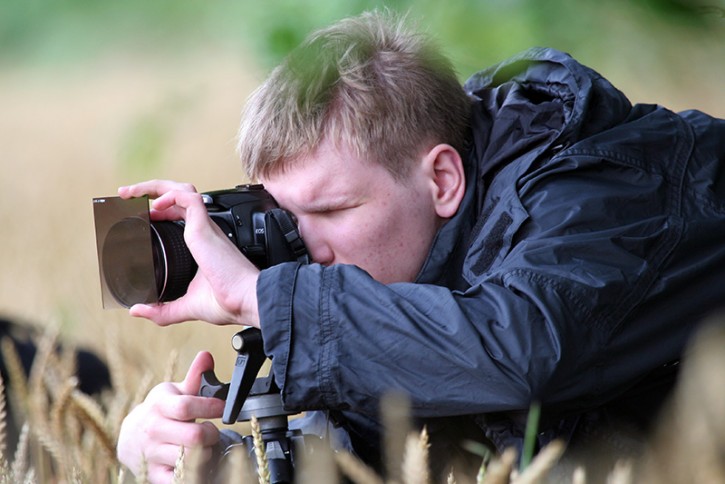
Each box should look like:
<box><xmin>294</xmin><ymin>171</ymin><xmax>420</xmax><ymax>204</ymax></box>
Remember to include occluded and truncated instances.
<box><xmin>260</xmin><ymin>139</ymin><xmax>443</xmax><ymax>284</ymax></box>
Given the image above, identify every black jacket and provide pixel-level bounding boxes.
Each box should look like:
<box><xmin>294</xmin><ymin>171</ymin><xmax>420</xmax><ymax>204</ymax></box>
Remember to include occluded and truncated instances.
<box><xmin>256</xmin><ymin>47</ymin><xmax>725</xmax><ymax>462</ymax></box>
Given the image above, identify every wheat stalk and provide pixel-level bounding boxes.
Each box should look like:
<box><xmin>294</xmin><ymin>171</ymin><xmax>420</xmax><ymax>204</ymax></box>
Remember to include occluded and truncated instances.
<box><xmin>513</xmin><ymin>439</ymin><xmax>565</xmax><ymax>484</ymax></box>
<box><xmin>131</xmin><ymin>371</ymin><xmax>155</xmax><ymax>408</ymax></box>
<box><xmin>162</xmin><ymin>348</ymin><xmax>179</xmax><ymax>382</ymax></box>
<box><xmin>334</xmin><ymin>450</ymin><xmax>384</xmax><ymax>484</ymax></box>
<box><xmin>402</xmin><ymin>426</ymin><xmax>430</xmax><ymax>484</ymax></box>
<box><xmin>136</xmin><ymin>454</ymin><xmax>149</xmax><ymax>484</ymax></box>
<box><xmin>221</xmin><ymin>444</ymin><xmax>256</xmax><ymax>484</ymax></box>
<box><xmin>296</xmin><ymin>435</ymin><xmax>337</xmax><ymax>484</ymax></box>
<box><xmin>481</xmin><ymin>447</ymin><xmax>517</xmax><ymax>484</ymax></box>
<box><xmin>105</xmin><ymin>388</ymin><xmax>131</xmax><ymax>443</ymax></box>
<box><xmin>105</xmin><ymin>322</ymin><xmax>127</xmax><ymax>394</ymax></box>
<box><xmin>117</xmin><ymin>465</ymin><xmax>127</xmax><ymax>483</ymax></box>
<box><xmin>606</xmin><ymin>459</ymin><xmax>633</xmax><ymax>484</ymax></box>
<box><xmin>57</xmin><ymin>343</ymin><xmax>79</xmax><ymax>385</ymax></box>
<box><xmin>381</xmin><ymin>391</ymin><xmax>411</xmax><ymax>482</ymax></box>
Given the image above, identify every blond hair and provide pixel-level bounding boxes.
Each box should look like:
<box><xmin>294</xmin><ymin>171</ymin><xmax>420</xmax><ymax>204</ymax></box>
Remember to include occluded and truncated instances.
<box><xmin>237</xmin><ymin>10</ymin><xmax>471</xmax><ymax>181</ymax></box>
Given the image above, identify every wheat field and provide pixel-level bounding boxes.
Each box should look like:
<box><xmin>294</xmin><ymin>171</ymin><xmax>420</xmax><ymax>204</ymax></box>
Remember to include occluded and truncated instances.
<box><xmin>1</xmin><ymin>43</ymin><xmax>724</xmax><ymax>482</ymax></box>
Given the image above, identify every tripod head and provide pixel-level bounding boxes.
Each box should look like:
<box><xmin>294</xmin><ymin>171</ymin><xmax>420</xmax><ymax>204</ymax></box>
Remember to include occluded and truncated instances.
<box><xmin>199</xmin><ymin>327</ymin><xmax>302</xmax><ymax>483</ymax></box>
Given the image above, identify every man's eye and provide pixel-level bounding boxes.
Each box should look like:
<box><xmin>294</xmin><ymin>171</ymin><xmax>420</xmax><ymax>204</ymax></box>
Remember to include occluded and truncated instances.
<box><xmin>310</xmin><ymin>203</ymin><xmax>360</xmax><ymax>217</ymax></box>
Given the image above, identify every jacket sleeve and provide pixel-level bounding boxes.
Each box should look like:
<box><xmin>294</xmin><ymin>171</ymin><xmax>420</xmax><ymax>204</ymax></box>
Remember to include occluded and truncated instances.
<box><xmin>258</xmin><ymin>261</ymin><xmax>571</xmax><ymax>417</ymax></box>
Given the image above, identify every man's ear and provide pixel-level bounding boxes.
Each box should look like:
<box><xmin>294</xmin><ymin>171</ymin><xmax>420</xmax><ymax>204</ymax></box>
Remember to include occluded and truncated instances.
<box><xmin>422</xmin><ymin>144</ymin><xmax>466</xmax><ymax>219</ymax></box>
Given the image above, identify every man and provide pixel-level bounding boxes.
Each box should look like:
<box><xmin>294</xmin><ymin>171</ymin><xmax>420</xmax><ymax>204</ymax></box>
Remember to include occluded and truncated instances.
<box><xmin>116</xmin><ymin>10</ymin><xmax>725</xmax><ymax>483</ymax></box>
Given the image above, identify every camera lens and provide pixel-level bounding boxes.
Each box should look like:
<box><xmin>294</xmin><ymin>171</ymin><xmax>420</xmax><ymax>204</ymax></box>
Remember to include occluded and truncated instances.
<box><xmin>149</xmin><ymin>221</ymin><xmax>198</xmax><ymax>302</ymax></box>
<box><xmin>101</xmin><ymin>218</ymin><xmax>197</xmax><ymax>307</ymax></box>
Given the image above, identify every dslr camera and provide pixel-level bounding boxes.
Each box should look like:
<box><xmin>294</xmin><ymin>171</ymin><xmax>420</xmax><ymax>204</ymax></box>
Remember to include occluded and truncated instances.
<box><xmin>93</xmin><ymin>184</ymin><xmax>308</xmax><ymax>309</ymax></box>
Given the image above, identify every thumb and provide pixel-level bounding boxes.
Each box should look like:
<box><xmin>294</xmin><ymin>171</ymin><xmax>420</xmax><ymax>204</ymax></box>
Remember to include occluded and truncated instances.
<box><xmin>178</xmin><ymin>351</ymin><xmax>215</xmax><ymax>396</ymax></box>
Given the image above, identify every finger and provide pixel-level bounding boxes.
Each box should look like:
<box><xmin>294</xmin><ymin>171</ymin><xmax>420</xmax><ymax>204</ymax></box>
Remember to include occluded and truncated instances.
<box><xmin>152</xmin><ymin>191</ymin><xmax>219</xmax><ymax>239</ymax></box>
<box><xmin>147</xmin><ymin>419</ymin><xmax>220</xmax><ymax>449</ymax></box>
<box><xmin>180</xmin><ymin>351</ymin><xmax>216</xmax><ymax>395</ymax></box>
<box><xmin>160</xmin><ymin>395</ymin><xmax>225</xmax><ymax>421</ymax></box>
<box><xmin>146</xmin><ymin>462</ymin><xmax>175</xmax><ymax>484</ymax></box>
<box><xmin>129</xmin><ymin>302</ymin><xmax>192</xmax><ymax>326</ymax></box>
<box><xmin>145</xmin><ymin>442</ymin><xmax>186</xmax><ymax>469</ymax></box>
<box><xmin>148</xmin><ymin>190</ymin><xmax>212</xmax><ymax>226</ymax></box>
<box><xmin>146</xmin><ymin>444</ymin><xmax>214</xmax><ymax>482</ymax></box>
<box><xmin>118</xmin><ymin>180</ymin><xmax>197</xmax><ymax>200</ymax></box>
<box><xmin>148</xmin><ymin>206</ymin><xmax>187</xmax><ymax>222</ymax></box>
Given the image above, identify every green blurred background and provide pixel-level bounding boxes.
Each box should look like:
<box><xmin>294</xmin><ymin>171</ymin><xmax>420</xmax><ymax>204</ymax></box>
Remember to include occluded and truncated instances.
<box><xmin>0</xmin><ymin>0</ymin><xmax>722</xmax><ymax>376</ymax></box>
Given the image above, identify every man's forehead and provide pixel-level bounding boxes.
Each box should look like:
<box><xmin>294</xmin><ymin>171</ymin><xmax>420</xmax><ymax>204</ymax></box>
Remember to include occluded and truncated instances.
<box><xmin>263</xmin><ymin>161</ymin><xmax>349</xmax><ymax>207</ymax></box>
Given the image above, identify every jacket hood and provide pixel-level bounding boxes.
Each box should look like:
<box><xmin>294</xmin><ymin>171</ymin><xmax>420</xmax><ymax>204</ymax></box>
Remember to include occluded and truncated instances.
<box><xmin>463</xmin><ymin>47</ymin><xmax>633</xmax><ymax>179</ymax></box>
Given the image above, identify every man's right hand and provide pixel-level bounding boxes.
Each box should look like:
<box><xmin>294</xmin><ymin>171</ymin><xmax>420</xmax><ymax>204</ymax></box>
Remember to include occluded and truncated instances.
<box><xmin>117</xmin><ymin>351</ymin><xmax>226</xmax><ymax>484</ymax></box>
<box><xmin>117</xmin><ymin>180</ymin><xmax>261</xmax><ymax>328</ymax></box>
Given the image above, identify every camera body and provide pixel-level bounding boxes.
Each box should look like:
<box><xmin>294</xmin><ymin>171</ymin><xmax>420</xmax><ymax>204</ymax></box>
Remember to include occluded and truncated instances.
<box><xmin>199</xmin><ymin>184</ymin><xmax>306</xmax><ymax>268</ymax></box>
<box><xmin>94</xmin><ymin>184</ymin><xmax>307</xmax><ymax>308</ymax></box>
<box><xmin>150</xmin><ymin>184</ymin><xmax>308</xmax><ymax>302</ymax></box>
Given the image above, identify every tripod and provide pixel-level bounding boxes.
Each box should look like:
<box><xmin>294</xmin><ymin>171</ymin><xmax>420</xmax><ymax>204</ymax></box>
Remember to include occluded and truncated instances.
<box><xmin>200</xmin><ymin>328</ymin><xmax>303</xmax><ymax>483</ymax></box>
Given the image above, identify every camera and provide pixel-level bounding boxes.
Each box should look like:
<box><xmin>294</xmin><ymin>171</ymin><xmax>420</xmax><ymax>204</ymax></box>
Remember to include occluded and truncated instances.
<box><xmin>93</xmin><ymin>184</ymin><xmax>308</xmax><ymax>309</ymax></box>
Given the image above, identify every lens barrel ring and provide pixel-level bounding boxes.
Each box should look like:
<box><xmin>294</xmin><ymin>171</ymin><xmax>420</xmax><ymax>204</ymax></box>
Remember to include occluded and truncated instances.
<box><xmin>150</xmin><ymin>221</ymin><xmax>198</xmax><ymax>302</ymax></box>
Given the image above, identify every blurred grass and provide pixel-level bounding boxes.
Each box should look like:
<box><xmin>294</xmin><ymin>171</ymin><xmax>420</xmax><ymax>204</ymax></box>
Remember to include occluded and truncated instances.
<box><xmin>0</xmin><ymin>0</ymin><xmax>722</xmax><ymax>385</ymax></box>
<box><xmin>2</xmin><ymin>0</ymin><xmax>724</xmax><ymax>78</ymax></box>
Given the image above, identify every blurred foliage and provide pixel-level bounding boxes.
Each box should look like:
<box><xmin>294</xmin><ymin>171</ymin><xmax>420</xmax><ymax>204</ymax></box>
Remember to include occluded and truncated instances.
<box><xmin>1</xmin><ymin>0</ymin><xmax>723</xmax><ymax>78</ymax></box>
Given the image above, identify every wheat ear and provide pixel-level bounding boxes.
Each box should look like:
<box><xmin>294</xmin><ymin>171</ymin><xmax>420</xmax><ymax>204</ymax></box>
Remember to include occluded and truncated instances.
<box><xmin>172</xmin><ymin>445</ymin><xmax>185</xmax><ymax>484</ymax></box>
<box><xmin>26</xmin><ymin>328</ymin><xmax>59</xmax><ymax>424</ymax></box>
<box><xmin>69</xmin><ymin>390</ymin><xmax>116</xmax><ymax>461</ymax></box>
<box><xmin>0</xmin><ymin>373</ymin><xmax>7</xmax><ymax>463</ymax></box>
<box><xmin>251</xmin><ymin>416</ymin><xmax>270</xmax><ymax>484</ymax></box>
<box><xmin>10</xmin><ymin>422</ymin><xmax>30</xmax><ymax>481</ymax></box>
<box><xmin>50</xmin><ymin>377</ymin><xmax>78</xmax><ymax>441</ymax></box>
<box><xmin>0</xmin><ymin>337</ymin><xmax>29</xmax><ymax>421</ymax></box>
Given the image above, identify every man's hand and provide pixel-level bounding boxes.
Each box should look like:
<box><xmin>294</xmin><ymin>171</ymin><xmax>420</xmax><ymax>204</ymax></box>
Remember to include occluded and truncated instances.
<box><xmin>118</xmin><ymin>180</ymin><xmax>260</xmax><ymax>327</ymax></box>
<box><xmin>117</xmin><ymin>352</ymin><xmax>226</xmax><ymax>484</ymax></box>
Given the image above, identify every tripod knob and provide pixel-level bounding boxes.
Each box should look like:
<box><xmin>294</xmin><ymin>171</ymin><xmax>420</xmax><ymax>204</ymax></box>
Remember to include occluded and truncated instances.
<box><xmin>223</xmin><ymin>328</ymin><xmax>267</xmax><ymax>424</ymax></box>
